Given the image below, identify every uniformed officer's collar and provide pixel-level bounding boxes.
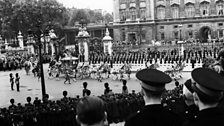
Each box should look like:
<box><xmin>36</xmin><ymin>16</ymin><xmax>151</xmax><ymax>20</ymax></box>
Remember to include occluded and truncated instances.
<box><xmin>145</xmin><ymin>102</ymin><xmax>161</xmax><ymax>106</ymax></box>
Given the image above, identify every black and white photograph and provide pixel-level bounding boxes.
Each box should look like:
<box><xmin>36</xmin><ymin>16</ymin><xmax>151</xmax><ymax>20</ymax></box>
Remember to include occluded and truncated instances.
<box><xmin>0</xmin><ymin>0</ymin><xmax>224</xmax><ymax>126</ymax></box>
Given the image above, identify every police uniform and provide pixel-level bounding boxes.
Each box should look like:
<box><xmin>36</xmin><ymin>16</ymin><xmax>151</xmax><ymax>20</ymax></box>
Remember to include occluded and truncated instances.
<box><xmin>125</xmin><ymin>69</ymin><xmax>182</xmax><ymax>126</ymax></box>
<box><xmin>184</xmin><ymin>68</ymin><xmax>224</xmax><ymax>126</ymax></box>
<box><xmin>168</xmin><ymin>79</ymin><xmax>199</xmax><ymax>124</ymax></box>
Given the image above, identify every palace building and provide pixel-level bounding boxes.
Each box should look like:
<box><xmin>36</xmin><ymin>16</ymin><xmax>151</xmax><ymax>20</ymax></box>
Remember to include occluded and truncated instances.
<box><xmin>113</xmin><ymin>0</ymin><xmax>224</xmax><ymax>44</ymax></box>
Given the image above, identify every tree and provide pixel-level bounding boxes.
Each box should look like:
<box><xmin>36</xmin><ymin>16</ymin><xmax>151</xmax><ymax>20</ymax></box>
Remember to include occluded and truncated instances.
<box><xmin>104</xmin><ymin>13</ymin><xmax>113</xmax><ymax>23</ymax></box>
<box><xmin>68</xmin><ymin>9</ymin><xmax>112</xmax><ymax>26</ymax></box>
<box><xmin>70</xmin><ymin>9</ymin><xmax>90</xmax><ymax>26</ymax></box>
<box><xmin>1</xmin><ymin>0</ymin><xmax>69</xmax><ymax>39</ymax></box>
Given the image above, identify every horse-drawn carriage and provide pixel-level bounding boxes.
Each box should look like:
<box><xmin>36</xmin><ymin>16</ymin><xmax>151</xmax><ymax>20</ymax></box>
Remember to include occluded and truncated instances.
<box><xmin>164</xmin><ymin>62</ymin><xmax>185</xmax><ymax>80</ymax></box>
<box><xmin>111</xmin><ymin>63</ymin><xmax>132</xmax><ymax>80</ymax></box>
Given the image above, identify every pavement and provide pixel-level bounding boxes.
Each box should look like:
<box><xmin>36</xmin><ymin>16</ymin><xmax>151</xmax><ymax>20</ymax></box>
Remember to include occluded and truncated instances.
<box><xmin>0</xmin><ymin>64</ymin><xmax>191</xmax><ymax>107</ymax></box>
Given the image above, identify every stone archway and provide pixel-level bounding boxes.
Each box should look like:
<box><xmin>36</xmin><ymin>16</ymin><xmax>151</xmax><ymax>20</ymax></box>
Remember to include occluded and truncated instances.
<box><xmin>199</xmin><ymin>26</ymin><xmax>211</xmax><ymax>43</ymax></box>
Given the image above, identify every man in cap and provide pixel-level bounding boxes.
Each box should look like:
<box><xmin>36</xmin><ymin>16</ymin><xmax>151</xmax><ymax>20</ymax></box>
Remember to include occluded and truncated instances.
<box><xmin>184</xmin><ymin>68</ymin><xmax>224</xmax><ymax>126</ymax></box>
<box><xmin>76</xmin><ymin>96</ymin><xmax>108</xmax><ymax>126</ymax></box>
<box><xmin>125</xmin><ymin>69</ymin><xmax>182</xmax><ymax>126</ymax></box>
<box><xmin>181</xmin><ymin>79</ymin><xmax>199</xmax><ymax>120</ymax></box>
<box><xmin>169</xmin><ymin>79</ymin><xmax>198</xmax><ymax>124</ymax></box>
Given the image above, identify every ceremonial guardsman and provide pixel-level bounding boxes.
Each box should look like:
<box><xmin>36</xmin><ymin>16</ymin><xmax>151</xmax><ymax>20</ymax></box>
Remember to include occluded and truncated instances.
<box><xmin>125</xmin><ymin>69</ymin><xmax>182</xmax><ymax>126</ymax></box>
<box><xmin>183</xmin><ymin>68</ymin><xmax>224</xmax><ymax>126</ymax></box>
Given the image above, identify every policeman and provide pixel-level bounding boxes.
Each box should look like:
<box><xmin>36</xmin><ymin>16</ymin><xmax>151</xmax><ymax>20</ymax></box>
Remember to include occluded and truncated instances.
<box><xmin>169</xmin><ymin>79</ymin><xmax>199</xmax><ymax>124</ymax></box>
<box><xmin>184</xmin><ymin>68</ymin><xmax>224</xmax><ymax>126</ymax></box>
<box><xmin>125</xmin><ymin>69</ymin><xmax>182</xmax><ymax>126</ymax></box>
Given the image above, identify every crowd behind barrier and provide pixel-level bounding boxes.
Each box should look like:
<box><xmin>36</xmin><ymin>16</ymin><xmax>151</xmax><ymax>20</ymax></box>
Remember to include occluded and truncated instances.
<box><xmin>0</xmin><ymin>85</ymin><xmax>189</xmax><ymax>126</ymax></box>
<box><xmin>0</xmin><ymin>54</ymin><xmax>52</xmax><ymax>71</ymax></box>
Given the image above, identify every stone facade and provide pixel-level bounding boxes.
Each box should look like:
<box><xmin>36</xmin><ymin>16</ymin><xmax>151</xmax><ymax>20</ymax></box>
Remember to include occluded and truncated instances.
<box><xmin>113</xmin><ymin>0</ymin><xmax>224</xmax><ymax>43</ymax></box>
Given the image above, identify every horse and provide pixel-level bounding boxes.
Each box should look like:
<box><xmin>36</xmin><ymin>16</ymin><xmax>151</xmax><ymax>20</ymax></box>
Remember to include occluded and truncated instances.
<box><xmin>164</xmin><ymin>62</ymin><xmax>185</xmax><ymax>80</ymax></box>
<box><xmin>88</xmin><ymin>65</ymin><xmax>99</xmax><ymax>79</ymax></box>
<box><xmin>111</xmin><ymin>68</ymin><xmax>120</xmax><ymax>80</ymax></box>
<box><xmin>118</xmin><ymin>63</ymin><xmax>132</xmax><ymax>80</ymax></box>
<box><xmin>74</xmin><ymin>65</ymin><xmax>90</xmax><ymax>80</ymax></box>
<box><xmin>123</xmin><ymin>64</ymin><xmax>132</xmax><ymax>80</ymax></box>
<box><xmin>97</xmin><ymin>63</ymin><xmax>111</xmax><ymax>82</ymax></box>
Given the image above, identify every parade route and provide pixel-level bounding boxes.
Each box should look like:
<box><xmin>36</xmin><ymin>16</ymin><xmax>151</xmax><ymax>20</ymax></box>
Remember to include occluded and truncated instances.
<box><xmin>0</xmin><ymin>64</ymin><xmax>191</xmax><ymax>107</ymax></box>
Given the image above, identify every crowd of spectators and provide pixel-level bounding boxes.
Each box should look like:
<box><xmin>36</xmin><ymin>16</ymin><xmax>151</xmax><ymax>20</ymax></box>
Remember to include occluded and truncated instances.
<box><xmin>0</xmin><ymin>53</ymin><xmax>52</xmax><ymax>72</ymax></box>
<box><xmin>0</xmin><ymin>84</ymin><xmax>187</xmax><ymax>126</ymax></box>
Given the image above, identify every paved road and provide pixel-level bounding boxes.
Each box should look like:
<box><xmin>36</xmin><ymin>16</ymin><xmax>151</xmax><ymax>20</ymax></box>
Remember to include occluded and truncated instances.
<box><xmin>0</xmin><ymin>64</ymin><xmax>191</xmax><ymax>107</ymax></box>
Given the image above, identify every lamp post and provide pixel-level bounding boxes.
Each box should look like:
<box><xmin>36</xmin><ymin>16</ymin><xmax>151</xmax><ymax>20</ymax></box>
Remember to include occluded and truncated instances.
<box><xmin>0</xmin><ymin>35</ymin><xmax>3</xmax><ymax>53</ymax></box>
<box><xmin>178</xmin><ymin>24</ymin><xmax>183</xmax><ymax>41</ymax></box>
<box><xmin>29</xmin><ymin>25</ymin><xmax>46</xmax><ymax>99</ymax></box>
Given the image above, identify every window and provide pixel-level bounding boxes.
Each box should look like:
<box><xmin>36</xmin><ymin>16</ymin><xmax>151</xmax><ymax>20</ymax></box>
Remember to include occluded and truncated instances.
<box><xmin>188</xmin><ymin>24</ymin><xmax>193</xmax><ymax>28</ymax></box>
<box><xmin>161</xmin><ymin>33</ymin><xmax>165</xmax><ymax>40</ymax></box>
<box><xmin>172</xmin><ymin>6</ymin><xmax>179</xmax><ymax>18</ymax></box>
<box><xmin>160</xmin><ymin>26</ymin><xmax>164</xmax><ymax>29</ymax></box>
<box><xmin>174</xmin><ymin>32</ymin><xmax>179</xmax><ymax>39</ymax></box>
<box><xmin>126</xmin><ymin>10</ymin><xmax>130</xmax><ymax>19</ymax></box>
<box><xmin>130</xmin><ymin>8</ymin><xmax>137</xmax><ymax>20</ymax></box>
<box><xmin>141</xmin><ymin>33</ymin><xmax>146</xmax><ymax>41</ymax></box>
<box><xmin>219</xmin><ymin>23</ymin><xmax>223</xmax><ymax>26</ymax></box>
<box><xmin>200</xmin><ymin>2</ymin><xmax>209</xmax><ymax>16</ymax></box>
<box><xmin>185</xmin><ymin>4</ymin><xmax>195</xmax><ymax>17</ymax></box>
<box><xmin>189</xmin><ymin>31</ymin><xmax>193</xmax><ymax>38</ymax></box>
<box><xmin>140</xmin><ymin>8</ymin><xmax>146</xmax><ymax>19</ymax></box>
<box><xmin>122</xmin><ymin>32</ymin><xmax>126</xmax><ymax>41</ymax></box>
<box><xmin>174</xmin><ymin>25</ymin><xmax>178</xmax><ymax>28</ymax></box>
<box><xmin>157</xmin><ymin>7</ymin><xmax>165</xmax><ymax>19</ymax></box>
<box><xmin>217</xmin><ymin>3</ymin><xmax>224</xmax><ymax>16</ymax></box>
<box><xmin>120</xmin><ymin>10</ymin><xmax>126</xmax><ymax>21</ymax></box>
<box><xmin>219</xmin><ymin>30</ymin><xmax>223</xmax><ymax>38</ymax></box>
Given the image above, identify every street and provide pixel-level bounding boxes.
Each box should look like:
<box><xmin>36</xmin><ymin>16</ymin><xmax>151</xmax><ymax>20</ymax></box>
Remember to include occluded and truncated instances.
<box><xmin>0</xmin><ymin>64</ymin><xmax>191</xmax><ymax>107</ymax></box>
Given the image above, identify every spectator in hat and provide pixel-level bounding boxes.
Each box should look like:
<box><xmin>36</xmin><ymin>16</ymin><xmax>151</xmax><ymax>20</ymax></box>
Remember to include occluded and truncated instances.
<box><xmin>184</xmin><ymin>68</ymin><xmax>224</xmax><ymax>126</ymax></box>
<box><xmin>25</xmin><ymin>96</ymin><xmax>33</xmax><ymax>108</ymax></box>
<box><xmin>104</xmin><ymin>83</ymin><xmax>112</xmax><ymax>95</ymax></box>
<box><xmin>86</xmin><ymin>90</ymin><xmax>91</xmax><ymax>96</ymax></box>
<box><xmin>8</xmin><ymin>98</ymin><xmax>16</xmax><ymax>110</ymax></box>
<box><xmin>76</xmin><ymin>96</ymin><xmax>108</xmax><ymax>126</ymax></box>
<box><xmin>125</xmin><ymin>69</ymin><xmax>182</xmax><ymax>126</ymax></box>
<box><xmin>33</xmin><ymin>97</ymin><xmax>41</xmax><ymax>106</ymax></box>
<box><xmin>61</xmin><ymin>90</ymin><xmax>68</xmax><ymax>103</ymax></box>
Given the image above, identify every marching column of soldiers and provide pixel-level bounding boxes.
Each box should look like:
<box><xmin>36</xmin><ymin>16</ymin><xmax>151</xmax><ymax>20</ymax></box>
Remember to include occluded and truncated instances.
<box><xmin>87</xmin><ymin>46</ymin><xmax>223</xmax><ymax>70</ymax></box>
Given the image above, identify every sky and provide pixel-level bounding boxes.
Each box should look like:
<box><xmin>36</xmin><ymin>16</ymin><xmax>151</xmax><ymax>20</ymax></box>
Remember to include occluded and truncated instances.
<box><xmin>57</xmin><ymin>0</ymin><xmax>113</xmax><ymax>13</ymax></box>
